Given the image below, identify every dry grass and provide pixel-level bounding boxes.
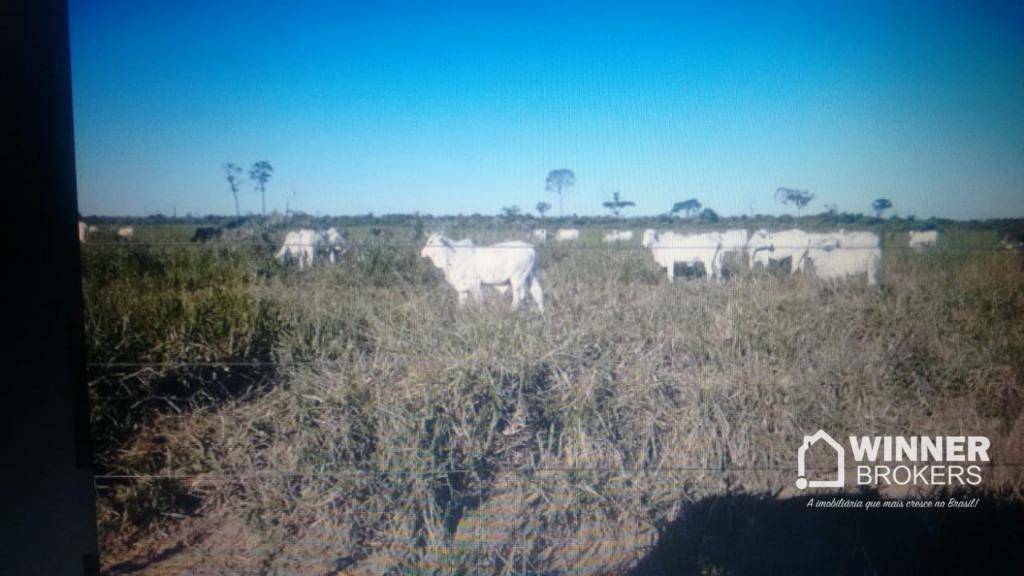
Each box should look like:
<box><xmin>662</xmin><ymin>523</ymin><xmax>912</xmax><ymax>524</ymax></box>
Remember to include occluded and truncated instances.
<box><xmin>86</xmin><ymin>234</ymin><xmax>1024</xmax><ymax>574</ymax></box>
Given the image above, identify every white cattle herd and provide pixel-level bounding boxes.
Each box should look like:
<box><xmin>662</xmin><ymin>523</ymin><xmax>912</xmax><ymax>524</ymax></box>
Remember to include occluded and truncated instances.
<box><xmin>80</xmin><ymin>220</ymin><xmax>987</xmax><ymax>309</ymax></box>
<box><xmin>748</xmin><ymin>228</ymin><xmax>882</xmax><ymax>285</ymax></box>
<box><xmin>408</xmin><ymin>227</ymin><xmax>946</xmax><ymax>310</ymax></box>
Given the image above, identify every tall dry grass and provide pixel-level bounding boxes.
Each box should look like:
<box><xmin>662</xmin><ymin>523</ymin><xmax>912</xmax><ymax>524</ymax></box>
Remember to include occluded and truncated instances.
<box><xmin>86</xmin><ymin>236</ymin><xmax>1024</xmax><ymax>574</ymax></box>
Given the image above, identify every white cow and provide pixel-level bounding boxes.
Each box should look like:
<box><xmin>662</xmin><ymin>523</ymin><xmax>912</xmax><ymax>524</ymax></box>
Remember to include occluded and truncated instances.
<box><xmin>555</xmin><ymin>229</ymin><xmax>579</xmax><ymax>242</ymax></box>
<box><xmin>78</xmin><ymin>221</ymin><xmax>88</xmax><ymax>243</ymax></box>
<box><xmin>531</xmin><ymin>229</ymin><xmax>548</xmax><ymax>243</ymax></box>
<box><xmin>420</xmin><ymin>233</ymin><xmax>543</xmax><ymax>311</ymax></box>
<box><xmin>802</xmin><ymin>230</ymin><xmax>881</xmax><ymax>285</ymax></box>
<box><xmin>116</xmin><ymin>227</ymin><xmax>134</xmax><ymax>241</ymax></box>
<box><xmin>320</xmin><ymin>227</ymin><xmax>347</xmax><ymax>264</ymax></box>
<box><xmin>908</xmin><ymin>230</ymin><xmax>938</xmax><ymax>250</ymax></box>
<box><xmin>642</xmin><ymin>229</ymin><xmax>723</xmax><ymax>282</ymax></box>
<box><xmin>275</xmin><ymin>229</ymin><xmax>320</xmax><ymax>270</ymax></box>
<box><xmin>748</xmin><ymin>229</ymin><xmax>829</xmax><ymax>273</ymax></box>
<box><xmin>603</xmin><ymin>230</ymin><xmax>634</xmax><ymax>243</ymax></box>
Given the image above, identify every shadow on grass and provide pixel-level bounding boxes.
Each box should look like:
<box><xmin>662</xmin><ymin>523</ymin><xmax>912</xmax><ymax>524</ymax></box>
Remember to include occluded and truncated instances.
<box><xmin>630</xmin><ymin>490</ymin><xmax>1024</xmax><ymax>575</ymax></box>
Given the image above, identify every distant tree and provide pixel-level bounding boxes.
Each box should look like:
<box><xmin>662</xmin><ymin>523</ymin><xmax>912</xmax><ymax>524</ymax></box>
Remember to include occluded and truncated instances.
<box><xmin>775</xmin><ymin>187</ymin><xmax>815</xmax><ymax>214</ymax></box>
<box><xmin>223</xmin><ymin>163</ymin><xmax>243</xmax><ymax>216</ymax></box>
<box><xmin>545</xmin><ymin>169</ymin><xmax>575</xmax><ymax>216</ymax></box>
<box><xmin>872</xmin><ymin>198</ymin><xmax>893</xmax><ymax>218</ymax></box>
<box><xmin>536</xmin><ymin>201</ymin><xmax>552</xmax><ymax>218</ymax></box>
<box><xmin>699</xmin><ymin>207</ymin><xmax>719</xmax><ymax>223</ymax></box>
<box><xmin>602</xmin><ymin>190</ymin><xmax>635</xmax><ymax>217</ymax></box>
<box><xmin>501</xmin><ymin>205</ymin><xmax>522</xmax><ymax>220</ymax></box>
<box><xmin>823</xmin><ymin>203</ymin><xmax>838</xmax><ymax>215</ymax></box>
<box><xmin>671</xmin><ymin>198</ymin><xmax>702</xmax><ymax>218</ymax></box>
<box><xmin>249</xmin><ymin>161</ymin><xmax>274</xmax><ymax>216</ymax></box>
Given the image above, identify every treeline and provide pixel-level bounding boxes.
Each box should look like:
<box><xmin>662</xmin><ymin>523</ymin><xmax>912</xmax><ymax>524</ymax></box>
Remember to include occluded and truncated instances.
<box><xmin>80</xmin><ymin>211</ymin><xmax>1024</xmax><ymax>236</ymax></box>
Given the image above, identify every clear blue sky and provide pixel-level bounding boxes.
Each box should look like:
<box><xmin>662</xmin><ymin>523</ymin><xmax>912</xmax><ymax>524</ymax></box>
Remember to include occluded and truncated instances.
<box><xmin>70</xmin><ymin>1</ymin><xmax>1024</xmax><ymax>219</ymax></box>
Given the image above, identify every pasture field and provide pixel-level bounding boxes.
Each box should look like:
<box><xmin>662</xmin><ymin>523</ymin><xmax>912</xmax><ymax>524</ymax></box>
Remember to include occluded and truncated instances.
<box><xmin>83</xmin><ymin>220</ymin><xmax>1024</xmax><ymax>574</ymax></box>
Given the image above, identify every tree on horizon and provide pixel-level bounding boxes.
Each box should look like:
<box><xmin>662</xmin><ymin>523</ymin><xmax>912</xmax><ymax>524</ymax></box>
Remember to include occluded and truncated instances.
<box><xmin>602</xmin><ymin>190</ymin><xmax>635</xmax><ymax>217</ymax></box>
<box><xmin>501</xmin><ymin>205</ymin><xmax>521</xmax><ymax>220</ymax></box>
<box><xmin>545</xmin><ymin>169</ymin><xmax>575</xmax><ymax>217</ymax></box>
<box><xmin>872</xmin><ymin>198</ymin><xmax>893</xmax><ymax>218</ymax></box>
<box><xmin>699</xmin><ymin>207</ymin><xmax>719</xmax><ymax>223</ymax></box>
<box><xmin>672</xmin><ymin>198</ymin><xmax>702</xmax><ymax>218</ymax></box>
<box><xmin>775</xmin><ymin>187</ymin><xmax>815</xmax><ymax>214</ymax></box>
<box><xmin>249</xmin><ymin>161</ymin><xmax>274</xmax><ymax>216</ymax></box>
<box><xmin>223</xmin><ymin>163</ymin><xmax>243</xmax><ymax>216</ymax></box>
<box><xmin>536</xmin><ymin>201</ymin><xmax>552</xmax><ymax>218</ymax></box>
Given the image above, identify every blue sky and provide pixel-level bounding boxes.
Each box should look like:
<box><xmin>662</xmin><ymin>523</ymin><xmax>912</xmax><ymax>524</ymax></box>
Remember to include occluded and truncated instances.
<box><xmin>70</xmin><ymin>1</ymin><xmax>1023</xmax><ymax>219</ymax></box>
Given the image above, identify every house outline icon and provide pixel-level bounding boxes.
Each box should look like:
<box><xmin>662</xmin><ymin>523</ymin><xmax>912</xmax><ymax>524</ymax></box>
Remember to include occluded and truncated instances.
<box><xmin>796</xmin><ymin>430</ymin><xmax>845</xmax><ymax>489</ymax></box>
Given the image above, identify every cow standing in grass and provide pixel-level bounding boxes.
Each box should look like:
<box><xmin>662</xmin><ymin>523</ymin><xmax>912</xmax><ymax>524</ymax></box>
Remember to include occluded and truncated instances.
<box><xmin>908</xmin><ymin>230</ymin><xmax>938</xmax><ymax>250</ymax></box>
<box><xmin>802</xmin><ymin>230</ymin><xmax>881</xmax><ymax>285</ymax></box>
<box><xmin>276</xmin><ymin>229</ymin><xmax>320</xmax><ymax>270</ymax></box>
<box><xmin>603</xmin><ymin>230</ymin><xmax>634</xmax><ymax>243</ymax></box>
<box><xmin>420</xmin><ymin>233</ymin><xmax>544</xmax><ymax>311</ymax></box>
<box><xmin>555</xmin><ymin>229</ymin><xmax>579</xmax><ymax>242</ymax></box>
<box><xmin>642</xmin><ymin>229</ymin><xmax>723</xmax><ymax>282</ymax></box>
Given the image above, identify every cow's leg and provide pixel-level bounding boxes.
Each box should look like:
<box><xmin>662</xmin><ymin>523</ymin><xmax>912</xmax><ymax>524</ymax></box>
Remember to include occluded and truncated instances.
<box><xmin>528</xmin><ymin>275</ymin><xmax>544</xmax><ymax>312</ymax></box>
<box><xmin>470</xmin><ymin>285</ymin><xmax>485</xmax><ymax>303</ymax></box>
<box><xmin>790</xmin><ymin>252</ymin><xmax>804</xmax><ymax>275</ymax></box>
<box><xmin>509</xmin><ymin>281</ymin><xmax>524</xmax><ymax>308</ymax></box>
<box><xmin>457</xmin><ymin>291</ymin><xmax>469</xmax><ymax>306</ymax></box>
<box><xmin>666</xmin><ymin>263</ymin><xmax>675</xmax><ymax>283</ymax></box>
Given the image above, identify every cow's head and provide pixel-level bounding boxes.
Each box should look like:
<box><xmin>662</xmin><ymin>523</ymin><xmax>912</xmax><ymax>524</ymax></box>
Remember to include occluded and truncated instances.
<box><xmin>323</xmin><ymin>227</ymin><xmax>345</xmax><ymax>245</ymax></box>
<box><xmin>641</xmin><ymin>229</ymin><xmax>658</xmax><ymax>248</ymax></box>
<box><xmin>420</xmin><ymin>233</ymin><xmax>454</xmax><ymax>269</ymax></box>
